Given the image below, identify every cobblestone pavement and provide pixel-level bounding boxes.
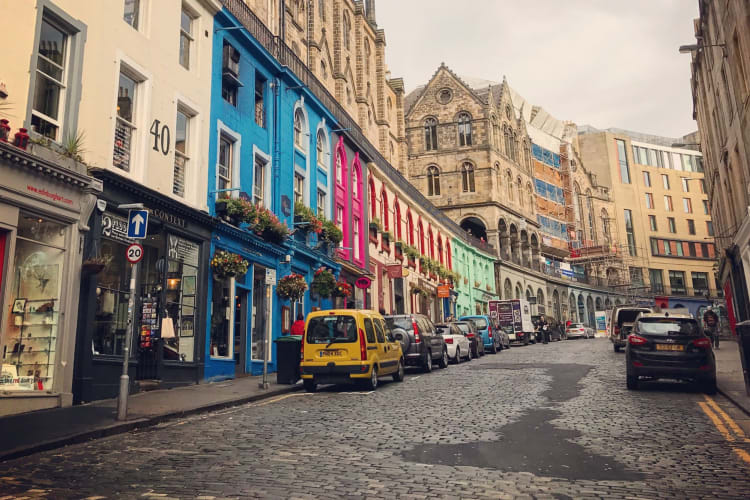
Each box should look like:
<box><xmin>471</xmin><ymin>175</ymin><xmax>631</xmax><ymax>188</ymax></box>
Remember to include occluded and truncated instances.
<box><xmin>2</xmin><ymin>338</ymin><xmax>749</xmax><ymax>499</ymax></box>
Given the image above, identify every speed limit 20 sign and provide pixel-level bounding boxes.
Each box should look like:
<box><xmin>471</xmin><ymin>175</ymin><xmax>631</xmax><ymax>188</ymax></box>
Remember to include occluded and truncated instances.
<box><xmin>126</xmin><ymin>243</ymin><xmax>144</xmax><ymax>264</ymax></box>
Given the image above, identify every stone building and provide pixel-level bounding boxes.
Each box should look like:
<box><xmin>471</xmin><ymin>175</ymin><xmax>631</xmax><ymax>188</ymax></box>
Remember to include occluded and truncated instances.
<box><xmin>684</xmin><ymin>0</ymin><xmax>750</xmax><ymax>327</ymax></box>
<box><xmin>239</xmin><ymin>0</ymin><xmax>407</xmax><ymax>170</ymax></box>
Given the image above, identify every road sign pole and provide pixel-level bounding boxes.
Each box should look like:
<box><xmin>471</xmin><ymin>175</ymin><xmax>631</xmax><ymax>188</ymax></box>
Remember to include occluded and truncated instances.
<box><xmin>117</xmin><ymin>260</ymin><xmax>139</xmax><ymax>420</ymax></box>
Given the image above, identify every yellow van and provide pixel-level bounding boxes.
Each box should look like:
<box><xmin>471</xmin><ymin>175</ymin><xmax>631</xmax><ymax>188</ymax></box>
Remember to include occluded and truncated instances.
<box><xmin>300</xmin><ymin>309</ymin><xmax>404</xmax><ymax>392</ymax></box>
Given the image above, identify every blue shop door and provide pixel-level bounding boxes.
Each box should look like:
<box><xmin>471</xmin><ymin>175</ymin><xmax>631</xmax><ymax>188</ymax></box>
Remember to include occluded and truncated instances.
<box><xmin>234</xmin><ymin>288</ymin><xmax>249</xmax><ymax>376</ymax></box>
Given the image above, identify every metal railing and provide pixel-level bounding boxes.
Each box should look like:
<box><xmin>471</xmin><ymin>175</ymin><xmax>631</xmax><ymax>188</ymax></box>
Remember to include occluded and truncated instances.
<box><xmin>221</xmin><ymin>0</ymin><xmax>493</xmax><ymax>254</ymax></box>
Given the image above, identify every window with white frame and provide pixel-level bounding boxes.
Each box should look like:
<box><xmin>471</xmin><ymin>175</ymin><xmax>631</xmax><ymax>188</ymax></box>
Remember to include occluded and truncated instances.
<box><xmin>253</xmin><ymin>155</ymin><xmax>266</xmax><ymax>206</ymax></box>
<box><xmin>123</xmin><ymin>0</ymin><xmax>140</xmax><ymax>29</ymax></box>
<box><xmin>217</xmin><ymin>135</ymin><xmax>233</xmax><ymax>192</ymax></box>
<box><xmin>316</xmin><ymin>130</ymin><xmax>327</xmax><ymax>168</ymax></box>
<box><xmin>179</xmin><ymin>7</ymin><xmax>195</xmax><ymax>69</ymax></box>
<box><xmin>317</xmin><ymin>189</ymin><xmax>326</xmax><ymax>218</ymax></box>
<box><xmin>353</xmin><ymin>216</ymin><xmax>360</xmax><ymax>259</ymax></box>
<box><xmin>173</xmin><ymin>108</ymin><xmax>191</xmax><ymax>197</ymax></box>
<box><xmin>31</xmin><ymin>18</ymin><xmax>70</xmax><ymax>140</ymax></box>
<box><xmin>294</xmin><ymin>109</ymin><xmax>305</xmax><ymax>148</ymax></box>
<box><xmin>113</xmin><ymin>70</ymin><xmax>139</xmax><ymax>171</ymax></box>
<box><xmin>352</xmin><ymin>167</ymin><xmax>359</xmax><ymax>198</ymax></box>
<box><xmin>294</xmin><ymin>173</ymin><xmax>304</xmax><ymax>205</ymax></box>
<box><xmin>336</xmin><ymin>205</ymin><xmax>344</xmax><ymax>244</ymax></box>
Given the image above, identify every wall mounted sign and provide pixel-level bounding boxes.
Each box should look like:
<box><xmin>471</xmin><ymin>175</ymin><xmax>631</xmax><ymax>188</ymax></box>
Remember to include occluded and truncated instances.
<box><xmin>386</xmin><ymin>265</ymin><xmax>403</xmax><ymax>279</ymax></box>
<box><xmin>355</xmin><ymin>277</ymin><xmax>371</xmax><ymax>289</ymax></box>
<box><xmin>437</xmin><ymin>285</ymin><xmax>451</xmax><ymax>298</ymax></box>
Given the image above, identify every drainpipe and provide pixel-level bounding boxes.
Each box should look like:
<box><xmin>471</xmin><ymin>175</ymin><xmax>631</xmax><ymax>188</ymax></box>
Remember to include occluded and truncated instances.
<box><xmin>272</xmin><ymin>76</ymin><xmax>281</xmax><ymax>214</ymax></box>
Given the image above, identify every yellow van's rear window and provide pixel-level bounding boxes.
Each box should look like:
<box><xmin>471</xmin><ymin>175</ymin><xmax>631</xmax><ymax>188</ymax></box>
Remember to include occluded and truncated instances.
<box><xmin>307</xmin><ymin>315</ymin><xmax>358</xmax><ymax>343</ymax></box>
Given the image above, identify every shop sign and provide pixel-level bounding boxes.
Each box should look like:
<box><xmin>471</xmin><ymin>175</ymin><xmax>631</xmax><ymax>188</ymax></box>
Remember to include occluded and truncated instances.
<box><xmin>355</xmin><ymin>277</ymin><xmax>371</xmax><ymax>289</ymax></box>
<box><xmin>102</xmin><ymin>212</ymin><xmax>133</xmax><ymax>244</ymax></box>
<box><xmin>386</xmin><ymin>264</ymin><xmax>403</xmax><ymax>279</ymax></box>
<box><xmin>437</xmin><ymin>285</ymin><xmax>451</xmax><ymax>298</ymax></box>
<box><xmin>265</xmin><ymin>268</ymin><xmax>277</xmax><ymax>285</ymax></box>
<box><xmin>168</xmin><ymin>235</ymin><xmax>199</xmax><ymax>266</ymax></box>
<box><xmin>149</xmin><ymin>208</ymin><xmax>186</xmax><ymax>228</ymax></box>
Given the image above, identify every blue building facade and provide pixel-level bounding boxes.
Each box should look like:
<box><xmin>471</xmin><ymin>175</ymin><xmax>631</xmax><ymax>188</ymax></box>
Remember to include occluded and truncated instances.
<box><xmin>204</xmin><ymin>8</ymin><xmax>339</xmax><ymax>381</ymax></box>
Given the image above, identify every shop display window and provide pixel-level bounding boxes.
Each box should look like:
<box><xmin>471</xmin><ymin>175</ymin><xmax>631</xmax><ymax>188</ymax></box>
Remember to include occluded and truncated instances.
<box><xmin>1</xmin><ymin>213</ymin><xmax>66</xmax><ymax>391</ymax></box>
<box><xmin>92</xmin><ymin>238</ymin><xmax>132</xmax><ymax>356</ymax></box>
<box><xmin>210</xmin><ymin>276</ymin><xmax>233</xmax><ymax>358</ymax></box>
<box><xmin>163</xmin><ymin>235</ymin><xmax>199</xmax><ymax>362</ymax></box>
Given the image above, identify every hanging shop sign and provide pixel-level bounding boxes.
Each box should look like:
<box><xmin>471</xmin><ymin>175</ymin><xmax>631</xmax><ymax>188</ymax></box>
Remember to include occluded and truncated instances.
<box><xmin>437</xmin><ymin>285</ymin><xmax>451</xmax><ymax>298</ymax></box>
<box><xmin>386</xmin><ymin>265</ymin><xmax>403</xmax><ymax>279</ymax></box>
<box><xmin>355</xmin><ymin>277</ymin><xmax>372</xmax><ymax>289</ymax></box>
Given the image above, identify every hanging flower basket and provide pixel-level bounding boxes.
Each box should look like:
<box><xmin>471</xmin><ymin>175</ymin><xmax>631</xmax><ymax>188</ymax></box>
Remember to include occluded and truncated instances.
<box><xmin>294</xmin><ymin>202</ymin><xmax>324</xmax><ymax>234</ymax></box>
<box><xmin>310</xmin><ymin>267</ymin><xmax>336</xmax><ymax>298</ymax></box>
<box><xmin>211</xmin><ymin>250</ymin><xmax>249</xmax><ymax>279</ymax></box>
<box><xmin>333</xmin><ymin>280</ymin><xmax>353</xmax><ymax>298</ymax></box>
<box><xmin>81</xmin><ymin>257</ymin><xmax>106</xmax><ymax>275</ymax></box>
<box><xmin>277</xmin><ymin>273</ymin><xmax>308</xmax><ymax>301</ymax></box>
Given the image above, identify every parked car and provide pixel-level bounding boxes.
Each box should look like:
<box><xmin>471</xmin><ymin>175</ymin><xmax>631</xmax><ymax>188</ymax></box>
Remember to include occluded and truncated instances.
<box><xmin>565</xmin><ymin>322</ymin><xmax>590</xmax><ymax>339</ymax></box>
<box><xmin>609</xmin><ymin>305</ymin><xmax>652</xmax><ymax>352</ymax></box>
<box><xmin>436</xmin><ymin>323</ymin><xmax>472</xmax><ymax>363</ymax></box>
<box><xmin>384</xmin><ymin>314</ymin><xmax>448</xmax><ymax>372</ymax></box>
<box><xmin>300</xmin><ymin>309</ymin><xmax>404</xmax><ymax>392</ymax></box>
<box><xmin>455</xmin><ymin>320</ymin><xmax>484</xmax><ymax>357</ymax></box>
<box><xmin>626</xmin><ymin>312</ymin><xmax>716</xmax><ymax>394</ymax></box>
<box><xmin>532</xmin><ymin>315</ymin><xmax>565</xmax><ymax>342</ymax></box>
<box><xmin>460</xmin><ymin>315</ymin><xmax>505</xmax><ymax>353</ymax></box>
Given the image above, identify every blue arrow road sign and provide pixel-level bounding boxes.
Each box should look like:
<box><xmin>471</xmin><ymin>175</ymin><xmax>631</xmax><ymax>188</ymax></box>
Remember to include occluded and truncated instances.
<box><xmin>127</xmin><ymin>210</ymin><xmax>149</xmax><ymax>239</ymax></box>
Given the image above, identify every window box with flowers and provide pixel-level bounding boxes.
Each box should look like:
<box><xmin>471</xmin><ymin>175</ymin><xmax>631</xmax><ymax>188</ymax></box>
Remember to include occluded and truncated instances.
<box><xmin>369</xmin><ymin>217</ymin><xmax>381</xmax><ymax>244</ymax></box>
<box><xmin>394</xmin><ymin>240</ymin><xmax>404</xmax><ymax>261</ymax></box>
<box><xmin>381</xmin><ymin>230</ymin><xmax>392</xmax><ymax>252</ymax></box>
<box><xmin>404</xmin><ymin>245</ymin><xmax>418</xmax><ymax>268</ymax></box>
<box><xmin>294</xmin><ymin>202</ymin><xmax>323</xmax><ymax>244</ymax></box>
<box><xmin>310</xmin><ymin>267</ymin><xmax>336</xmax><ymax>299</ymax></box>
<box><xmin>276</xmin><ymin>273</ymin><xmax>308</xmax><ymax>301</ymax></box>
<box><xmin>221</xmin><ymin>197</ymin><xmax>290</xmax><ymax>245</ymax></box>
<box><xmin>211</xmin><ymin>250</ymin><xmax>250</xmax><ymax>279</ymax></box>
<box><xmin>318</xmin><ymin>218</ymin><xmax>342</xmax><ymax>255</ymax></box>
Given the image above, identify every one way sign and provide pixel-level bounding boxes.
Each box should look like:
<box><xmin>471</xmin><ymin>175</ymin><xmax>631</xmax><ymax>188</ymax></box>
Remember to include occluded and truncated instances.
<box><xmin>127</xmin><ymin>210</ymin><xmax>149</xmax><ymax>239</ymax></box>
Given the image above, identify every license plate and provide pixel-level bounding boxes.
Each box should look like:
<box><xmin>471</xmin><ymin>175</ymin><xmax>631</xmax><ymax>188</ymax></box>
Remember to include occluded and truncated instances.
<box><xmin>656</xmin><ymin>344</ymin><xmax>685</xmax><ymax>351</ymax></box>
<box><xmin>320</xmin><ymin>350</ymin><xmax>341</xmax><ymax>357</ymax></box>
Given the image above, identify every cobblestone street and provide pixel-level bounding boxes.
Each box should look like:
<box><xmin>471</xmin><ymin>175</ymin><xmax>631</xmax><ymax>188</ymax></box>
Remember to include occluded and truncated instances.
<box><xmin>2</xmin><ymin>338</ymin><xmax>749</xmax><ymax>499</ymax></box>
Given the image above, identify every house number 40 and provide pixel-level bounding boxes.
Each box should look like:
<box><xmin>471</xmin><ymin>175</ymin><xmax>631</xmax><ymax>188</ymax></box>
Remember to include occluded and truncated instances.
<box><xmin>150</xmin><ymin>120</ymin><xmax>171</xmax><ymax>155</ymax></box>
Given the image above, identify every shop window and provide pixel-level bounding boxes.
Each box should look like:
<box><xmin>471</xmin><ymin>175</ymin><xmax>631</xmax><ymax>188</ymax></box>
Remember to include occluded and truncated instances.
<box><xmin>210</xmin><ymin>276</ymin><xmax>233</xmax><ymax>358</ymax></box>
<box><xmin>92</xmin><ymin>233</ymin><xmax>133</xmax><ymax>357</ymax></box>
<box><xmin>2</xmin><ymin>213</ymin><xmax>66</xmax><ymax>392</ymax></box>
<box><xmin>163</xmin><ymin>235</ymin><xmax>199</xmax><ymax>362</ymax></box>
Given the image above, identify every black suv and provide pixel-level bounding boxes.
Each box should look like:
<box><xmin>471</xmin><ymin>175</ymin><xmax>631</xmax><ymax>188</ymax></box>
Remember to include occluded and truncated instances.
<box><xmin>626</xmin><ymin>313</ymin><xmax>716</xmax><ymax>393</ymax></box>
<box><xmin>384</xmin><ymin>314</ymin><xmax>448</xmax><ymax>372</ymax></box>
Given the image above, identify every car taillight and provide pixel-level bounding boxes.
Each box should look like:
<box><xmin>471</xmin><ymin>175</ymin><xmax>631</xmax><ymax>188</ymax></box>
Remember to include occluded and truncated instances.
<box><xmin>412</xmin><ymin>320</ymin><xmax>421</xmax><ymax>343</ymax></box>
<box><xmin>300</xmin><ymin>332</ymin><xmax>305</xmax><ymax>357</ymax></box>
<box><xmin>359</xmin><ymin>328</ymin><xmax>367</xmax><ymax>361</ymax></box>
<box><xmin>615</xmin><ymin>326</ymin><xmax>621</xmax><ymax>335</ymax></box>
<box><xmin>692</xmin><ymin>338</ymin><xmax>712</xmax><ymax>349</ymax></box>
<box><xmin>488</xmin><ymin>327</ymin><xmax>493</xmax><ymax>338</ymax></box>
<box><xmin>628</xmin><ymin>334</ymin><xmax>648</xmax><ymax>346</ymax></box>
<box><xmin>444</xmin><ymin>337</ymin><xmax>453</xmax><ymax>344</ymax></box>
<box><xmin>466</xmin><ymin>333</ymin><xmax>474</xmax><ymax>338</ymax></box>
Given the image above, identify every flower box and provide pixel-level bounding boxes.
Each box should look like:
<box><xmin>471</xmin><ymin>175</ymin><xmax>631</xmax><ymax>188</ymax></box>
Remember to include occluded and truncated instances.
<box><xmin>394</xmin><ymin>244</ymin><xmax>404</xmax><ymax>261</ymax></box>
<box><xmin>369</xmin><ymin>227</ymin><xmax>379</xmax><ymax>244</ymax></box>
<box><xmin>407</xmin><ymin>257</ymin><xmax>417</xmax><ymax>269</ymax></box>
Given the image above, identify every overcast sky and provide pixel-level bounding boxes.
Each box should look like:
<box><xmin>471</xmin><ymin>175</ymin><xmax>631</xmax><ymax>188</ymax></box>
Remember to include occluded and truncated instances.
<box><xmin>377</xmin><ymin>0</ymin><xmax>699</xmax><ymax>138</ymax></box>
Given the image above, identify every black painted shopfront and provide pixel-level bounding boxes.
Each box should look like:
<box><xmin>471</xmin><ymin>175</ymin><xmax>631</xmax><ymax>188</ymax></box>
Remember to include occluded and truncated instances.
<box><xmin>72</xmin><ymin>170</ymin><xmax>212</xmax><ymax>403</ymax></box>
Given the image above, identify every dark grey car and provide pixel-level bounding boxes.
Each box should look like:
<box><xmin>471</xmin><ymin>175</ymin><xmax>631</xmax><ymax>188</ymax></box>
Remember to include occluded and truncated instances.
<box><xmin>384</xmin><ymin>314</ymin><xmax>449</xmax><ymax>372</ymax></box>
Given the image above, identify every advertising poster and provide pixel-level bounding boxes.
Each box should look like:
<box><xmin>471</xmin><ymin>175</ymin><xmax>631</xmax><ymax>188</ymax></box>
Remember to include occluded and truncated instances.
<box><xmin>595</xmin><ymin>311</ymin><xmax>607</xmax><ymax>337</ymax></box>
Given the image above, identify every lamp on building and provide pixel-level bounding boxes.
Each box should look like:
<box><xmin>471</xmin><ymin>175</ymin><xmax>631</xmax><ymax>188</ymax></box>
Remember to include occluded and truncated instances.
<box><xmin>678</xmin><ymin>43</ymin><xmax>726</xmax><ymax>55</ymax></box>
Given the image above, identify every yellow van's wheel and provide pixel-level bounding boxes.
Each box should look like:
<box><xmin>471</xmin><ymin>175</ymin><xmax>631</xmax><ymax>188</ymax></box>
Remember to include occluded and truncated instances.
<box><xmin>303</xmin><ymin>379</ymin><xmax>317</xmax><ymax>392</ymax></box>
<box><xmin>365</xmin><ymin>366</ymin><xmax>378</xmax><ymax>390</ymax></box>
<box><xmin>393</xmin><ymin>360</ymin><xmax>404</xmax><ymax>382</ymax></box>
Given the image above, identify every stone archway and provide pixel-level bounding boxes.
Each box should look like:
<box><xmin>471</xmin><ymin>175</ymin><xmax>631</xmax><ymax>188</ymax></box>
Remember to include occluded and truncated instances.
<box><xmin>561</xmin><ymin>291</ymin><xmax>569</xmax><ymax>321</ymax></box>
<box><xmin>515</xmin><ymin>283</ymin><xmax>522</xmax><ymax>300</ymax></box>
<box><xmin>605</xmin><ymin>298</ymin><xmax>612</xmax><ymax>308</ymax></box>
<box><xmin>577</xmin><ymin>294</ymin><xmax>585</xmax><ymax>325</ymax></box>
<box><xmin>595</xmin><ymin>297</ymin><xmax>603</xmax><ymax>311</ymax></box>
<box><xmin>587</xmin><ymin>296</ymin><xmax>595</xmax><ymax>325</ymax></box>
<box><xmin>504</xmin><ymin>278</ymin><xmax>512</xmax><ymax>299</ymax></box>
<box><xmin>520</xmin><ymin>230</ymin><xmax>530</xmax><ymax>268</ymax></box>
<box><xmin>509</xmin><ymin>224</ymin><xmax>520</xmax><ymax>265</ymax></box>
<box><xmin>537</xmin><ymin>288</ymin><xmax>545</xmax><ymax>315</ymax></box>
<box><xmin>530</xmin><ymin>233</ymin><xmax>540</xmax><ymax>271</ymax></box>
<box><xmin>552</xmin><ymin>289</ymin><xmax>560</xmax><ymax>321</ymax></box>
<box><xmin>461</xmin><ymin>216</ymin><xmax>487</xmax><ymax>241</ymax></box>
<box><xmin>498</xmin><ymin>219</ymin><xmax>510</xmax><ymax>261</ymax></box>
<box><xmin>615</xmin><ymin>298</ymin><xmax>623</xmax><ymax>306</ymax></box>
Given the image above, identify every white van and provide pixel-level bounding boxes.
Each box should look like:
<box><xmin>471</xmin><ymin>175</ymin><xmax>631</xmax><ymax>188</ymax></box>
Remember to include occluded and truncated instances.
<box><xmin>609</xmin><ymin>305</ymin><xmax>652</xmax><ymax>352</ymax></box>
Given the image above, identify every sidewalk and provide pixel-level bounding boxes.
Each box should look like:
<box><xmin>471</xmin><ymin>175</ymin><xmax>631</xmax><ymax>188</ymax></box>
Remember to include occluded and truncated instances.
<box><xmin>0</xmin><ymin>374</ymin><xmax>300</xmax><ymax>462</ymax></box>
<box><xmin>715</xmin><ymin>338</ymin><xmax>750</xmax><ymax>415</ymax></box>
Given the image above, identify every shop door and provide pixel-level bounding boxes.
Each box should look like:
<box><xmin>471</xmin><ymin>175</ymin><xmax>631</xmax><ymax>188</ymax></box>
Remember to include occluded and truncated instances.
<box><xmin>251</xmin><ymin>267</ymin><xmax>267</xmax><ymax>364</ymax></box>
<box><xmin>234</xmin><ymin>288</ymin><xmax>248</xmax><ymax>375</ymax></box>
<box><xmin>394</xmin><ymin>278</ymin><xmax>404</xmax><ymax>314</ymax></box>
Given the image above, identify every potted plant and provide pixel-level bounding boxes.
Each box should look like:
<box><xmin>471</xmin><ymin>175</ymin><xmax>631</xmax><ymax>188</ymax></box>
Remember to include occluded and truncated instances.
<box><xmin>320</xmin><ymin>218</ymin><xmax>343</xmax><ymax>249</ymax></box>
<box><xmin>394</xmin><ymin>240</ymin><xmax>404</xmax><ymax>260</ymax></box>
<box><xmin>81</xmin><ymin>256</ymin><xmax>107</xmax><ymax>275</ymax></box>
<box><xmin>211</xmin><ymin>250</ymin><xmax>249</xmax><ymax>279</ymax></box>
<box><xmin>294</xmin><ymin>202</ymin><xmax>323</xmax><ymax>235</ymax></box>
<box><xmin>276</xmin><ymin>273</ymin><xmax>308</xmax><ymax>301</ymax></box>
<box><xmin>333</xmin><ymin>280</ymin><xmax>353</xmax><ymax>298</ymax></box>
<box><xmin>214</xmin><ymin>195</ymin><xmax>229</xmax><ymax>218</ymax></box>
<box><xmin>254</xmin><ymin>206</ymin><xmax>290</xmax><ymax>244</ymax></box>
<box><xmin>310</xmin><ymin>267</ymin><xmax>336</xmax><ymax>298</ymax></box>
<box><xmin>404</xmin><ymin>245</ymin><xmax>419</xmax><ymax>268</ymax></box>
<box><xmin>381</xmin><ymin>230</ymin><xmax>392</xmax><ymax>250</ymax></box>
<box><xmin>369</xmin><ymin>217</ymin><xmax>381</xmax><ymax>244</ymax></box>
